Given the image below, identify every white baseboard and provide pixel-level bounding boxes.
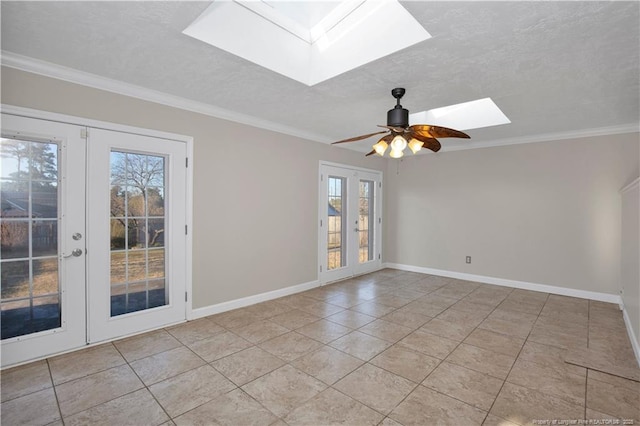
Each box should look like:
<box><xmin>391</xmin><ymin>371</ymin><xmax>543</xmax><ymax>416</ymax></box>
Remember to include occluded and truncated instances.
<box><xmin>383</xmin><ymin>263</ymin><xmax>622</xmax><ymax>304</ymax></box>
<box><xmin>189</xmin><ymin>279</ymin><xmax>321</xmax><ymax>320</ymax></box>
<box><xmin>622</xmin><ymin>306</ymin><xmax>640</xmax><ymax>367</ymax></box>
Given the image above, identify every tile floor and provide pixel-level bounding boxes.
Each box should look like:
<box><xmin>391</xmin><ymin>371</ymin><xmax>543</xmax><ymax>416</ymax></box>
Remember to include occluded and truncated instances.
<box><xmin>2</xmin><ymin>269</ymin><xmax>639</xmax><ymax>426</ymax></box>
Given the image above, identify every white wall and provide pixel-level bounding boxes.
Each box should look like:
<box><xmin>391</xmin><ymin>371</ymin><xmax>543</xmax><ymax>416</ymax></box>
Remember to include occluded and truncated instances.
<box><xmin>1</xmin><ymin>67</ymin><xmax>385</xmax><ymax>309</ymax></box>
<box><xmin>620</xmin><ymin>178</ymin><xmax>639</xmax><ymax>356</ymax></box>
<box><xmin>384</xmin><ymin>135</ymin><xmax>639</xmax><ymax>295</ymax></box>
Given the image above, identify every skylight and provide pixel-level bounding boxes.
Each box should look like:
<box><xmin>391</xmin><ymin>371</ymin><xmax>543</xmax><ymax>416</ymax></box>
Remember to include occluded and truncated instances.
<box><xmin>409</xmin><ymin>98</ymin><xmax>511</xmax><ymax>131</ymax></box>
<box><xmin>183</xmin><ymin>0</ymin><xmax>431</xmax><ymax>86</ymax></box>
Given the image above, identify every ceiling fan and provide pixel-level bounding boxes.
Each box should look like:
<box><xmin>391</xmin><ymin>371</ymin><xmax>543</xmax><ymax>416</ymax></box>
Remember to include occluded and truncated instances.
<box><xmin>332</xmin><ymin>88</ymin><xmax>471</xmax><ymax>158</ymax></box>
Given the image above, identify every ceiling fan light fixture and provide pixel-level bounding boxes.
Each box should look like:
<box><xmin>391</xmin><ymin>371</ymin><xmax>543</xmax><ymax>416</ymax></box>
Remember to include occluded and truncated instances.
<box><xmin>389</xmin><ymin>148</ymin><xmax>404</xmax><ymax>159</ymax></box>
<box><xmin>390</xmin><ymin>134</ymin><xmax>407</xmax><ymax>152</ymax></box>
<box><xmin>408</xmin><ymin>138</ymin><xmax>423</xmax><ymax>154</ymax></box>
<box><xmin>373</xmin><ymin>139</ymin><xmax>388</xmax><ymax>156</ymax></box>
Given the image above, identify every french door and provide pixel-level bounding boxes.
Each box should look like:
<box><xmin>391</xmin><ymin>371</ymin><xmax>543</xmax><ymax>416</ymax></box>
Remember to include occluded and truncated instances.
<box><xmin>319</xmin><ymin>163</ymin><xmax>382</xmax><ymax>283</ymax></box>
<box><xmin>1</xmin><ymin>113</ymin><xmax>188</xmax><ymax>367</ymax></box>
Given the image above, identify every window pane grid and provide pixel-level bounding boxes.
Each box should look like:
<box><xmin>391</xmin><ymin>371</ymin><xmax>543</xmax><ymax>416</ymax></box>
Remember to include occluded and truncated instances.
<box><xmin>1</xmin><ymin>138</ymin><xmax>61</xmax><ymax>339</ymax></box>
<box><xmin>110</xmin><ymin>151</ymin><xmax>167</xmax><ymax>316</ymax></box>
<box><xmin>358</xmin><ymin>180</ymin><xmax>374</xmax><ymax>263</ymax></box>
<box><xmin>327</xmin><ymin>176</ymin><xmax>346</xmax><ymax>270</ymax></box>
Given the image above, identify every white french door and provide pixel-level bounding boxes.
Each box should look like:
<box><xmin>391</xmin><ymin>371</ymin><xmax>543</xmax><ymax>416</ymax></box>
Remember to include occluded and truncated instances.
<box><xmin>319</xmin><ymin>163</ymin><xmax>382</xmax><ymax>283</ymax></box>
<box><xmin>87</xmin><ymin>128</ymin><xmax>187</xmax><ymax>343</ymax></box>
<box><xmin>1</xmin><ymin>114</ymin><xmax>86</xmax><ymax>366</ymax></box>
<box><xmin>1</xmin><ymin>112</ymin><xmax>188</xmax><ymax>366</ymax></box>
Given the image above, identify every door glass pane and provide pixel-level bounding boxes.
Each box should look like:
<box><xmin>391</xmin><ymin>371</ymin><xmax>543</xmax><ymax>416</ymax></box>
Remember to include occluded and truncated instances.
<box><xmin>1</xmin><ymin>138</ymin><xmax>61</xmax><ymax>339</ymax></box>
<box><xmin>359</xmin><ymin>180</ymin><xmax>374</xmax><ymax>263</ymax></box>
<box><xmin>109</xmin><ymin>150</ymin><xmax>167</xmax><ymax>316</ymax></box>
<box><xmin>327</xmin><ymin>176</ymin><xmax>346</xmax><ymax>270</ymax></box>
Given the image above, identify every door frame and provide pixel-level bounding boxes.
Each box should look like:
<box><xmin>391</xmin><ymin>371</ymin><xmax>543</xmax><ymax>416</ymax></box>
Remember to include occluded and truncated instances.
<box><xmin>318</xmin><ymin>161</ymin><xmax>383</xmax><ymax>284</ymax></box>
<box><xmin>1</xmin><ymin>104</ymin><xmax>194</xmax><ymax>366</ymax></box>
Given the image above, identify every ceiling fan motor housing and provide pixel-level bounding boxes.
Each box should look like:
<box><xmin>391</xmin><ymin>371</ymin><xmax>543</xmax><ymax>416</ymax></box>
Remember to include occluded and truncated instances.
<box><xmin>388</xmin><ymin>87</ymin><xmax>409</xmax><ymax>128</ymax></box>
<box><xmin>387</xmin><ymin>105</ymin><xmax>409</xmax><ymax>128</ymax></box>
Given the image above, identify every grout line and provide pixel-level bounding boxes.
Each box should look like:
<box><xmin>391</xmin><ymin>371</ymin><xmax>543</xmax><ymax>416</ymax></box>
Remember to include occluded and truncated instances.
<box><xmin>46</xmin><ymin>358</ymin><xmax>66</xmax><ymax>426</ymax></box>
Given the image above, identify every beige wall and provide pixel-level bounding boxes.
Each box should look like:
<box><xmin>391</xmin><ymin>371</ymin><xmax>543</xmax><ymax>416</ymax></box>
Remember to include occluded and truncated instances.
<box><xmin>384</xmin><ymin>134</ymin><xmax>639</xmax><ymax>295</ymax></box>
<box><xmin>1</xmin><ymin>67</ymin><xmax>385</xmax><ymax>308</ymax></box>
<box><xmin>620</xmin><ymin>179</ymin><xmax>639</xmax><ymax>352</ymax></box>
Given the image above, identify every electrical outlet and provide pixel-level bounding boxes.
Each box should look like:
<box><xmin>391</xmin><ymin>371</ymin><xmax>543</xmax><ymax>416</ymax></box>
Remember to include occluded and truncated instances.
<box><xmin>466</xmin><ymin>256</ymin><xmax>471</xmax><ymax>264</ymax></box>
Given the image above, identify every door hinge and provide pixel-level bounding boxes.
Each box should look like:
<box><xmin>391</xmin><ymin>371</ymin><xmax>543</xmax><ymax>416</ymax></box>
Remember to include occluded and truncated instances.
<box><xmin>320</xmin><ymin>265</ymin><xmax>323</xmax><ymax>272</ymax></box>
<box><xmin>320</xmin><ymin>219</ymin><xmax>323</xmax><ymax>227</ymax></box>
<box><xmin>378</xmin><ymin>217</ymin><xmax>381</xmax><ymax>224</ymax></box>
<box><xmin>379</xmin><ymin>182</ymin><xmax>382</xmax><ymax>188</ymax></box>
<box><xmin>80</xmin><ymin>128</ymin><xmax>88</xmax><ymax>139</ymax></box>
<box><xmin>185</xmin><ymin>225</ymin><xmax>188</xmax><ymax>235</ymax></box>
<box><xmin>185</xmin><ymin>292</ymin><xmax>188</xmax><ymax>302</ymax></box>
<box><xmin>185</xmin><ymin>157</ymin><xmax>189</xmax><ymax>168</ymax></box>
<box><xmin>378</xmin><ymin>253</ymin><xmax>381</xmax><ymax>260</ymax></box>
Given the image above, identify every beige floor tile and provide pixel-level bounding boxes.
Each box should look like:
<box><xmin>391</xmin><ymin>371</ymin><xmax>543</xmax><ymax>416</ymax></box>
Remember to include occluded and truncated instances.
<box><xmin>403</xmin><ymin>295</ymin><xmax>458</xmax><ymax>317</ymax></box>
<box><xmin>482</xmin><ymin>414</ymin><xmax>520</xmax><ymax>426</ymax></box>
<box><xmin>423</xmin><ymin>361</ymin><xmax>503</xmax><ymax>411</ymax></box>
<box><xmin>478</xmin><ymin>309</ymin><xmax>538</xmax><ymax>339</ymax></box>
<box><xmin>497</xmin><ymin>298</ymin><xmax>545</xmax><ymax>316</ymax></box>
<box><xmin>351</xmin><ymin>301</ymin><xmax>397</xmax><ymax>318</ymax></box>
<box><xmin>209</xmin><ymin>309</ymin><xmax>260</xmax><ymax>330</ymax></box>
<box><xmin>451</xmin><ymin>299</ymin><xmax>498</xmax><ymax>316</ymax></box>
<box><xmin>326</xmin><ymin>292</ymin><xmax>367</xmax><ymax>308</ymax></box>
<box><xmin>436</xmin><ymin>307</ymin><xmax>488</xmax><ymax>326</ymax></box>
<box><xmin>587</xmin><ymin>375</ymin><xmax>640</xmax><ymax>420</ymax></box>
<box><xmin>64</xmin><ymin>389</ymin><xmax>168</xmax><ymax>426</ymax></box>
<box><xmin>48</xmin><ymin>343</ymin><xmax>125</xmax><ymax>385</ymax></box>
<box><xmin>359</xmin><ymin>319</ymin><xmax>413</xmax><ymax>343</ymax></box>
<box><xmin>130</xmin><ymin>346</ymin><xmax>205</xmax><ymax>385</ymax></box>
<box><xmin>149</xmin><ymin>365</ymin><xmax>235</xmax><ymax>418</ymax></box>
<box><xmin>284</xmin><ymin>388</ymin><xmax>384</xmax><ymax>425</ymax></box>
<box><xmin>291</xmin><ymin>346</ymin><xmax>363</xmax><ymax>385</ymax></box>
<box><xmin>233</xmin><ymin>319</ymin><xmax>289</xmax><ymax>344</ymax></box>
<box><xmin>329</xmin><ymin>331</ymin><xmax>392</xmax><ymax>361</ymax></box>
<box><xmin>0</xmin><ymin>387</ymin><xmax>60</xmax><ymax>426</ymax></box>
<box><xmin>565</xmin><ymin>347</ymin><xmax>640</xmax><ymax>381</ymax></box>
<box><xmin>506</xmin><ymin>359</ymin><xmax>586</xmax><ymax>406</ymax></box>
<box><xmin>187</xmin><ymin>331</ymin><xmax>252</xmax><ymax>362</ymax></box>
<box><xmin>296</xmin><ymin>300</ymin><xmax>345</xmax><ymax>318</ymax></box>
<box><xmin>386</xmin><ymin>287</ymin><xmax>428</xmax><ymax>300</ymax></box>
<box><xmin>430</xmin><ymin>283</ymin><xmax>477</xmax><ymax>299</ymax></box>
<box><xmin>370</xmin><ymin>344</ymin><xmax>440</xmax><ymax>383</ymax></box>
<box><xmin>245</xmin><ymin>300</ymin><xmax>293</xmax><ymax>319</ymax></box>
<box><xmin>389</xmin><ymin>385</ymin><xmax>487</xmax><ymax>425</ymax></box>
<box><xmin>295</xmin><ymin>318</ymin><xmax>352</xmax><ymax>343</ymax></box>
<box><xmin>269</xmin><ymin>309</ymin><xmax>321</xmax><ymax>329</ymax></box>
<box><xmin>398</xmin><ymin>329</ymin><xmax>459</xmax><ymax>359</ymax></box>
<box><xmin>56</xmin><ymin>364</ymin><xmax>143</xmax><ymax>417</ymax></box>
<box><xmin>419</xmin><ymin>317</ymin><xmax>476</xmax><ymax>341</ymax></box>
<box><xmin>165</xmin><ymin>318</ymin><xmax>225</xmax><ymax>345</ymax></box>
<box><xmin>463</xmin><ymin>329</ymin><xmax>525</xmax><ymax>357</ymax></box>
<box><xmin>372</xmin><ymin>294</ymin><xmax>413</xmax><ymax>308</ymax></box>
<box><xmin>527</xmin><ymin>323</ymin><xmax>588</xmax><ymax>350</ymax></box>
<box><xmin>517</xmin><ymin>341</ymin><xmax>586</xmax><ymax>377</ymax></box>
<box><xmin>174</xmin><ymin>388</ymin><xmax>277</xmax><ymax>426</ymax></box>
<box><xmin>241</xmin><ymin>365</ymin><xmax>326</xmax><ymax>418</ymax></box>
<box><xmin>490</xmin><ymin>382</ymin><xmax>584</xmax><ymax>426</ymax></box>
<box><xmin>259</xmin><ymin>331</ymin><xmax>323</xmax><ymax>362</ymax></box>
<box><xmin>446</xmin><ymin>343</ymin><xmax>516</xmax><ymax>380</ymax></box>
<box><xmin>587</xmin><ymin>370</ymin><xmax>640</xmax><ymax>392</ymax></box>
<box><xmin>326</xmin><ymin>309</ymin><xmax>377</xmax><ymax>328</ymax></box>
<box><xmin>334</xmin><ymin>364</ymin><xmax>416</xmax><ymax>415</ymax></box>
<box><xmin>114</xmin><ymin>329</ymin><xmax>182</xmax><ymax>362</ymax></box>
<box><xmin>1</xmin><ymin>360</ymin><xmax>52</xmax><ymax>402</ymax></box>
<box><xmin>379</xmin><ymin>417</ymin><xmax>404</xmax><ymax>426</ymax></box>
<box><xmin>508</xmin><ymin>289</ymin><xmax>548</xmax><ymax>303</ymax></box>
<box><xmin>381</xmin><ymin>308</ymin><xmax>432</xmax><ymax>329</ymax></box>
<box><xmin>211</xmin><ymin>346</ymin><xmax>285</xmax><ymax>386</ymax></box>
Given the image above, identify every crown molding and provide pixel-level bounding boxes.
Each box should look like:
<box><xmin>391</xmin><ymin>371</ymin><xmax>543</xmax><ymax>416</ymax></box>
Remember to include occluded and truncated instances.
<box><xmin>1</xmin><ymin>51</ymin><xmax>332</xmax><ymax>144</ymax></box>
<box><xmin>3</xmin><ymin>51</ymin><xmax>637</xmax><ymax>154</ymax></box>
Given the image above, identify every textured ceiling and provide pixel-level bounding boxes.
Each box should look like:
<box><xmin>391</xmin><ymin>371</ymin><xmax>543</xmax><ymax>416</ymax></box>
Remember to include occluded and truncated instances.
<box><xmin>1</xmin><ymin>1</ymin><xmax>639</xmax><ymax>153</ymax></box>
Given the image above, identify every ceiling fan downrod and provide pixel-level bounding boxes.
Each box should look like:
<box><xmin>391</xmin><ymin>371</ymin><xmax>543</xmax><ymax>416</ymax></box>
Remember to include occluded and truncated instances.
<box><xmin>387</xmin><ymin>87</ymin><xmax>409</xmax><ymax>128</ymax></box>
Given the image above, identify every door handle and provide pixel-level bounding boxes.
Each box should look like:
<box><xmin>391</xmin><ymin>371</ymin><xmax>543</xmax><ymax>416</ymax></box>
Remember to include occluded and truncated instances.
<box><xmin>63</xmin><ymin>249</ymin><xmax>83</xmax><ymax>258</ymax></box>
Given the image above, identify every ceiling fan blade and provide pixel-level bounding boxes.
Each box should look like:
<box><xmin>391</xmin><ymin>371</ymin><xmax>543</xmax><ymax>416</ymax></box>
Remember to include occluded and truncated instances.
<box><xmin>377</xmin><ymin>124</ymin><xmax>406</xmax><ymax>133</ymax></box>
<box><xmin>332</xmin><ymin>130</ymin><xmax>388</xmax><ymax>144</ymax></box>
<box><xmin>365</xmin><ymin>149</ymin><xmax>377</xmax><ymax>157</ymax></box>
<box><xmin>409</xmin><ymin>125</ymin><xmax>470</xmax><ymax>139</ymax></box>
<box><xmin>409</xmin><ymin>132</ymin><xmax>442</xmax><ymax>152</ymax></box>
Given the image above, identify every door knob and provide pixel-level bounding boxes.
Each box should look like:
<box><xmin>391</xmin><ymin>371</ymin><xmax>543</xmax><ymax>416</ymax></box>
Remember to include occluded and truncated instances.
<box><xmin>63</xmin><ymin>249</ymin><xmax>83</xmax><ymax>258</ymax></box>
